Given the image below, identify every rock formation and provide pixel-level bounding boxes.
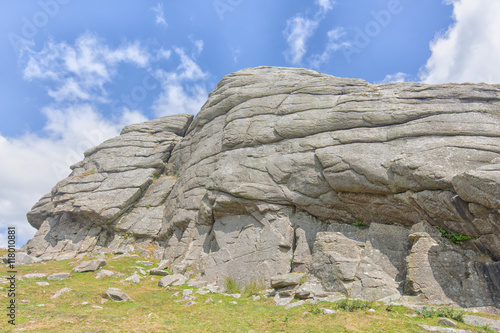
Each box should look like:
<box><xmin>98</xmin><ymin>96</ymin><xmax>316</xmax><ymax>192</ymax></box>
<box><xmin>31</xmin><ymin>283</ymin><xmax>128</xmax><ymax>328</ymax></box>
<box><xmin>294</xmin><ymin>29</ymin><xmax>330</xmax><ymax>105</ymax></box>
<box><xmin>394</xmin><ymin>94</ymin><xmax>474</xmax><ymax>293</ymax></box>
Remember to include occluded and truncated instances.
<box><xmin>23</xmin><ymin>66</ymin><xmax>500</xmax><ymax>307</ymax></box>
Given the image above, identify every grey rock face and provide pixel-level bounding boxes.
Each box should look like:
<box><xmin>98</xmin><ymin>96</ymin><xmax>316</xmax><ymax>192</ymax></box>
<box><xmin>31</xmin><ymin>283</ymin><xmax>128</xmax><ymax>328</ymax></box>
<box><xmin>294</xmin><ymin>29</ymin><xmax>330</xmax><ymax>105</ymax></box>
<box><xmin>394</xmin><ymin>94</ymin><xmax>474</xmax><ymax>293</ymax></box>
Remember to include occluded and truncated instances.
<box><xmin>104</xmin><ymin>288</ymin><xmax>133</xmax><ymax>302</ymax></box>
<box><xmin>23</xmin><ymin>67</ymin><xmax>500</xmax><ymax>307</ymax></box>
<box><xmin>73</xmin><ymin>260</ymin><xmax>107</xmax><ymax>273</ymax></box>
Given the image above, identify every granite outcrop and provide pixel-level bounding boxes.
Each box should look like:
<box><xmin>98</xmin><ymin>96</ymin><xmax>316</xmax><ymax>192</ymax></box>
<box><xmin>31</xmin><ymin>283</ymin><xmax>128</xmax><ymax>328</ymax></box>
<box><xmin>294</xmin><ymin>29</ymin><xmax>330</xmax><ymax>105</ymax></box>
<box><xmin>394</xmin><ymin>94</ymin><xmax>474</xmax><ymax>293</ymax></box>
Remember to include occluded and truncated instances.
<box><xmin>22</xmin><ymin>67</ymin><xmax>500</xmax><ymax>307</ymax></box>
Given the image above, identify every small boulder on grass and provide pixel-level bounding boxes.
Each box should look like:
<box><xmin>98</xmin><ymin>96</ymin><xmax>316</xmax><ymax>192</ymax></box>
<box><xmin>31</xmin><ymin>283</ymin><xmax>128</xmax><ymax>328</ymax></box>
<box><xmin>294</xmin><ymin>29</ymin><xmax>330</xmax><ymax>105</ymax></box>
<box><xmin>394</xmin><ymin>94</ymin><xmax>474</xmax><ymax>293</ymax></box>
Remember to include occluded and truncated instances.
<box><xmin>47</xmin><ymin>273</ymin><xmax>70</xmax><ymax>281</ymax></box>
<box><xmin>158</xmin><ymin>274</ymin><xmax>186</xmax><ymax>287</ymax></box>
<box><xmin>73</xmin><ymin>260</ymin><xmax>107</xmax><ymax>273</ymax></box>
<box><xmin>149</xmin><ymin>268</ymin><xmax>170</xmax><ymax>276</ymax></box>
<box><xmin>95</xmin><ymin>270</ymin><xmax>115</xmax><ymax>279</ymax></box>
<box><xmin>52</xmin><ymin>287</ymin><xmax>71</xmax><ymax>299</ymax></box>
<box><xmin>104</xmin><ymin>288</ymin><xmax>133</xmax><ymax>302</ymax></box>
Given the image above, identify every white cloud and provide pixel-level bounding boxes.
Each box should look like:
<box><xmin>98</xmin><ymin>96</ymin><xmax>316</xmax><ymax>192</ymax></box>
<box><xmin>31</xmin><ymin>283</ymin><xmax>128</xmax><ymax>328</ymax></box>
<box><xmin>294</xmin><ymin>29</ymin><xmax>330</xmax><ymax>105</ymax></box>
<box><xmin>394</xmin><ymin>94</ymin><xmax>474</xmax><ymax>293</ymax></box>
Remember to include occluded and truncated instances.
<box><xmin>377</xmin><ymin>72</ymin><xmax>412</xmax><ymax>83</ymax></box>
<box><xmin>0</xmin><ymin>105</ymin><xmax>147</xmax><ymax>248</ymax></box>
<box><xmin>316</xmin><ymin>0</ymin><xmax>335</xmax><ymax>13</ymax></box>
<box><xmin>421</xmin><ymin>0</ymin><xmax>500</xmax><ymax>84</ymax></box>
<box><xmin>152</xmin><ymin>47</ymin><xmax>208</xmax><ymax>117</ymax></box>
<box><xmin>284</xmin><ymin>16</ymin><xmax>319</xmax><ymax>65</ymax></box>
<box><xmin>309</xmin><ymin>27</ymin><xmax>351</xmax><ymax>68</ymax></box>
<box><xmin>283</xmin><ymin>1</ymin><xmax>337</xmax><ymax>66</ymax></box>
<box><xmin>152</xmin><ymin>3</ymin><xmax>168</xmax><ymax>28</ymax></box>
<box><xmin>22</xmin><ymin>33</ymin><xmax>150</xmax><ymax>102</ymax></box>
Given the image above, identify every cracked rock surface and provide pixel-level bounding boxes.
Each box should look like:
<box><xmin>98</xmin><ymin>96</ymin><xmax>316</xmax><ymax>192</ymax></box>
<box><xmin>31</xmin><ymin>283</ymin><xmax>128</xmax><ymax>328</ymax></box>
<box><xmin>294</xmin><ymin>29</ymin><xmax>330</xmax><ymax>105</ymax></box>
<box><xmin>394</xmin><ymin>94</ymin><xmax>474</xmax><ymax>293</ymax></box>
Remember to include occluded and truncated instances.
<box><xmin>24</xmin><ymin>67</ymin><xmax>500</xmax><ymax>307</ymax></box>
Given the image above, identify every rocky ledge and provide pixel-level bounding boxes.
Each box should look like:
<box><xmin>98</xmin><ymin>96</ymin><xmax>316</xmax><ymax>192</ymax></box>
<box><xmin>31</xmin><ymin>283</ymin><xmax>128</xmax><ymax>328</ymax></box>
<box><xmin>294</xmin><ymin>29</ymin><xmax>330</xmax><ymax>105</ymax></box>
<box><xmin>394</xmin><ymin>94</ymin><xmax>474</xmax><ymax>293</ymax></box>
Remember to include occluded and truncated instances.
<box><xmin>21</xmin><ymin>66</ymin><xmax>500</xmax><ymax>308</ymax></box>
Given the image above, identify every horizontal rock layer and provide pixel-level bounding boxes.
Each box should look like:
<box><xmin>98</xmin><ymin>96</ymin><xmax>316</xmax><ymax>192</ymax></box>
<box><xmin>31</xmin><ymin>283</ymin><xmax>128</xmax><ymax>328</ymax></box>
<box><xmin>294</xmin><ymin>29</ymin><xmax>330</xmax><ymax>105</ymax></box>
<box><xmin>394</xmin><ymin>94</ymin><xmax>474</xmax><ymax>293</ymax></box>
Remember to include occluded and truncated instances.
<box><xmin>24</xmin><ymin>67</ymin><xmax>500</xmax><ymax>307</ymax></box>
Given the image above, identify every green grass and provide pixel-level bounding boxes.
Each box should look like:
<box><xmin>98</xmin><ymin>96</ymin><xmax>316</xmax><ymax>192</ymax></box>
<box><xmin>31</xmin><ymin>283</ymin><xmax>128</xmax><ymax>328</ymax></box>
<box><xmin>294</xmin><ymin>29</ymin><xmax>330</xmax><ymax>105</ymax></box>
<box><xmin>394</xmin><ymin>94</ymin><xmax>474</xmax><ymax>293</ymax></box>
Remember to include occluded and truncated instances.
<box><xmin>435</xmin><ymin>226</ymin><xmax>473</xmax><ymax>244</ymax></box>
<box><xmin>1</xmin><ymin>249</ymin><xmax>498</xmax><ymax>332</ymax></box>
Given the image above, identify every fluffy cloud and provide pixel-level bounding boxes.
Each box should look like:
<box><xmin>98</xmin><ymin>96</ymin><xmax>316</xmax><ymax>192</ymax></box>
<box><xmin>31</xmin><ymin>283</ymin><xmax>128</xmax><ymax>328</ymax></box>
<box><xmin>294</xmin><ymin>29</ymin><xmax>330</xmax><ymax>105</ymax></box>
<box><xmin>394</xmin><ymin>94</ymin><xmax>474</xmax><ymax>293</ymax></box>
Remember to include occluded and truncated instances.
<box><xmin>421</xmin><ymin>0</ymin><xmax>500</xmax><ymax>83</ymax></box>
<box><xmin>283</xmin><ymin>1</ymin><xmax>337</xmax><ymax>66</ymax></box>
<box><xmin>22</xmin><ymin>33</ymin><xmax>150</xmax><ymax>102</ymax></box>
<box><xmin>284</xmin><ymin>16</ymin><xmax>319</xmax><ymax>65</ymax></box>
<box><xmin>152</xmin><ymin>3</ymin><xmax>168</xmax><ymax>28</ymax></box>
<box><xmin>377</xmin><ymin>72</ymin><xmax>412</xmax><ymax>83</ymax></box>
<box><xmin>309</xmin><ymin>27</ymin><xmax>351</xmax><ymax>69</ymax></box>
<box><xmin>152</xmin><ymin>47</ymin><xmax>209</xmax><ymax>117</ymax></box>
<box><xmin>0</xmin><ymin>105</ymin><xmax>147</xmax><ymax>248</ymax></box>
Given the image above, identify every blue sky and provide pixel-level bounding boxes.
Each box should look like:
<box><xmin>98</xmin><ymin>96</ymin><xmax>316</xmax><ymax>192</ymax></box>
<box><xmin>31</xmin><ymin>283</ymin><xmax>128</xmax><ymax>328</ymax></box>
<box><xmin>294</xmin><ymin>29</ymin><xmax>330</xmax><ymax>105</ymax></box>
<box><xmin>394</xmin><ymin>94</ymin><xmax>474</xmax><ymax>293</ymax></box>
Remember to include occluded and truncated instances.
<box><xmin>1</xmin><ymin>0</ymin><xmax>499</xmax><ymax>247</ymax></box>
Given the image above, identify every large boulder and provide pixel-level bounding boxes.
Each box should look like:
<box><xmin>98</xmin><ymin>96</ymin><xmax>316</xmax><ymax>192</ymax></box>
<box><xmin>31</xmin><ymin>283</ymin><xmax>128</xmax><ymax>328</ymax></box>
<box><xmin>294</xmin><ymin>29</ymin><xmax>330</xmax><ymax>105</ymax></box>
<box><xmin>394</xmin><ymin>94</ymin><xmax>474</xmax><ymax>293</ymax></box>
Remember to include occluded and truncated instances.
<box><xmin>23</xmin><ymin>67</ymin><xmax>500</xmax><ymax>307</ymax></box>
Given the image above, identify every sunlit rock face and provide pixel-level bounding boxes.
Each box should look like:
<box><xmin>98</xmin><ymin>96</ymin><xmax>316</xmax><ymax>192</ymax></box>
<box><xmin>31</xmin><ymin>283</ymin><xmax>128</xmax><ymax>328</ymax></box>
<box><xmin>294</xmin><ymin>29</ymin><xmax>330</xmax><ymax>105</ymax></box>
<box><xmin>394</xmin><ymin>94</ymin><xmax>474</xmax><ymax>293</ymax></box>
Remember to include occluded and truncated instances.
<box><xmin>24</xmin><ymin>67</ymin><xmax>500</xmax><ymax>307</ymax></box>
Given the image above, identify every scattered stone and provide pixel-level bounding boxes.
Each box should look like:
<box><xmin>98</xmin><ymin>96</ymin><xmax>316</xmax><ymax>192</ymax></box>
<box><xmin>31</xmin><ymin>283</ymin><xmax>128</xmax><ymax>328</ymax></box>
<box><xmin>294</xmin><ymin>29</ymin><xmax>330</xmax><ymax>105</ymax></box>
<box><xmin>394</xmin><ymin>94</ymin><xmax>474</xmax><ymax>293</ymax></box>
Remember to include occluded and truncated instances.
<box><xmin>418</xmin><ymin>325</ymin><xmax>468</xmax><ymax>333</ymax></box>
<box><xmin>182</xmin><ymin>289</ymin><xmax>197</xmax><ymax>301</ymax></box>
<box><xmin>252</xmin><ymin>295</ymin><xmax>261</xmax><ymax>301</ymax></box>
<box><xmin>438</xmin><ymin>318</ymin><xmax>457</xmax><ymax>327</ymax></box>
<box><xmin>285</xmin><ymin>301</ymin><xmax>305</xmax><ymax>309</ymax></box>
<box><xmin>80</xmin><ymin>302</ymin><xmax>88</xmax><ymax>305</ymax></box>
<box><xmin>464</xmin><ymin>315</ymin><xmax>500</xmax><ymax>332</ymax></box>
<box><xmin>136</xmin><ymin>261</ymin><xmax>153</xmax><ymax>266</ymax></box>
<box><xmin>368</xmin><ymin>309</ymin><xmax>376</xmax><ymax>313</ymax></box>
<box><xmin>36</xmin><ymin>304</ymin><xmax>45</xmax><ymax>307</ymax></box>
<box><xmin>229</xmin><ymin>301</ymin><xmax>237</xmax><ymax>305</ymax></box>
<box><xmin>18</xmin><ymin>300</ymin><xmax>30</xmax><ymax>304</ymax></box>
<box><xmin>224</xmin><ymin>293</ymin><xmax>241</xmax><ymax>299</ymax></box>
<box><xmin>137</xmin><ymin>269</ymin><xmax>147</xmax><ymax>275</ymax></box>
<box><xmin>274</xmin><ymin>294</ymin><xmax>293</xmax><ymax>307</ymax></box>
<box><xmin>52</xmin><ymin>287</ymin><xmax>71</xmax><ymax>298</ymax></box>
<box><xmin>171</xmin><ymin>292</ymin><xmax>179</xmax><ymax>298</ymax></box>
<box><xmin>92</xmin><ymin>306</ymin><xmax>103</xmax><ymax>309</ymax></box>
<box><xmin>36</xmin><ymin>282</ymin><xmax>49</xmax><ymax>286</ymax></box>
<box><xmin>24</xmin><ymin>273</ymin><xmax>47</xmax><ymax>279</ymax></box>
<box><xmin>2</xmin><ymin>252</ymin><xmax>41</xmax><ymax>265</ymax></box>
<box><xmin>204</xmin><ymin>298</ymin><xmax>213</xmax><ymax>304</ymax></box>
<box><xmin>125</xmin><ymin>274</ymin><xmax>141</xmax><ymax>283</ymax></box>
<box><xmin>100</xmin><ymin>298</ymin><xmax>108</xmax><ymax>304</ymax></box>
<box><xmin>73</xmin><ymin>260</ymin><xmax>106</xmax><ymax>273</ymax></box>
<box><xmin>323</xmin><ymin>309</ymin><xmax>336</xmax><ymax>315</ymax></box>
<box><xmin>158</xmin><ymin>274</ymin><xmax>186</xmax><ymax>287</ymax></box>
<box><xmin>196</xmin><ymin>289</ymin><xmax>210</xmax><ymax>295</ymax></box>
<box><xmin>296</xmin><ymin>282</ymin><xmax>329</xmax><ymax>299</ymax></box>
<box><xmin>184</xmin><ymin>301</ymin><xmax>197</xmax><ymax>306</ymax></box>
<box><xmin>47</xmin><ymin>273</ymin><xmax>70</xmax><ymax>281</ymax></box>
<box><xmin>95</xmin><ymin>270</ymin><xmax>115</xmax><ymax>279</ymax></box>
<box><xmin>271</xmin><ymin>273</ymin><xmax>306</xmax><ymax>289</ymax></box>
<box><xmin>188</xmin><ymin>280</ymin><xmax>207</xmax><ymax>288</ymax></box>
<box><xmin>149</xmin><ymin>268</ymin><xmax>169</xmax><ymax>276</ymax></box>
<box><xmin>104</xmin><ymin>288</ymin><xmax>133</xmax><ymax>302</ymax></box>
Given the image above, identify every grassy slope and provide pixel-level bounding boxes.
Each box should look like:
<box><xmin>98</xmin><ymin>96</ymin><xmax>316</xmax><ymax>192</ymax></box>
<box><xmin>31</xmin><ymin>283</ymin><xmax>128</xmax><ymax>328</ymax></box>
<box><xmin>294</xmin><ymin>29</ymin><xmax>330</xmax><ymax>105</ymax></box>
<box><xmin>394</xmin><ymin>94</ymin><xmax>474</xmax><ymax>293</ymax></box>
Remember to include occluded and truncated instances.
<box><xmin>0</xmin><ymin>249</ymin><xmax>498</xmax><ymax>333</ymax></box>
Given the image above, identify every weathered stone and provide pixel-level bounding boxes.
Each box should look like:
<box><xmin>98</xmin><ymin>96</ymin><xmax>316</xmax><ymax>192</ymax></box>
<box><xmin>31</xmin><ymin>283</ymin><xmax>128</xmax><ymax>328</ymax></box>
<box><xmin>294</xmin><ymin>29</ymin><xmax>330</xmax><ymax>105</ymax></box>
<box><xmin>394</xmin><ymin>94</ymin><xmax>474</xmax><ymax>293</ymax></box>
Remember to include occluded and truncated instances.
<box><xmin>158</xmin><ymin>274</ymin><xmax>186</xmax><ymax>287</ymax></box>
<box><xmin>73</xmin><ymin>260</ymin><xmax>107</xmax><ymax>272</ymax></box>
<box><xmin>95</xmin><ymin>270</ymin><xmax>115</xmax><ymax>279</ymax></box>
<box><xmin>437</xmin><ymin>318</ymin><xmax>457</xmax><ymax>327</ymax></box>
<box><xmin>149</xmin><ymin>268</ymin><xmax>170</xmax><ymax>276</ymax></box>
<box><xmin>52</xmin><ymin>287</ymin><xmax>71</xmax><ymax>298</ymax></box>
<box><xmin>36</xmin><ymin>282</ymin><xmax>49</xmax><ymax>286</ymax></box>
<box><xmin>47</xmin><ymin>273</ymin><xmax>70</xmax><ymax>281</ymax></box>
<box><xmin>24</xmin><ymin>273</ymin><xmax>47</xmax><ymax>279</ymax></box>
<box><xmin>285</xmin><ymin>300</ymin><xmax>305</xmax><ymax>309</ymax></box>
<box><xmin>464</xmin><ymin>315</ymin><xmax>500</xmax><ymax>332</ymax></box>
<box><xmin>125</xmin><ymin>274</ymin><xmax>141</xmax><ymax>283</ymax></box>
<box><xmin>271</xmin><ymin>273</ymin><xmax>306</xmax><ymax>289</ymax></box>
<box><xmin>104</xmin><ymin>288</ymin><xmax>133</xmax><ymax>302</ymax></box>
<box><xmin>2</xmin><ymin>252</ymin><xmax>41</xmax><ymax>265</ymax></box>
